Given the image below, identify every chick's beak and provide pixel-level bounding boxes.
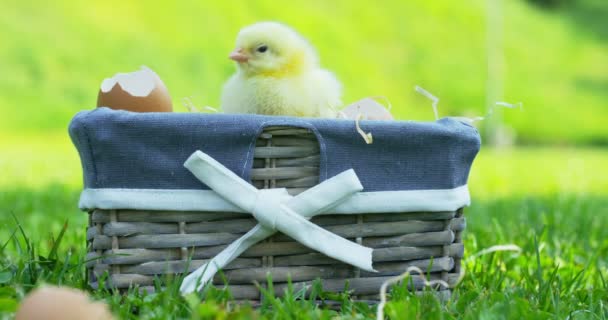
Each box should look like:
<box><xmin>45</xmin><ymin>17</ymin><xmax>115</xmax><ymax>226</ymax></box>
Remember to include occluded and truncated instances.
<box><xmin>229</xmin><ymin>48</ymin><xmax>249</xmax><ymax>63</ymax></box>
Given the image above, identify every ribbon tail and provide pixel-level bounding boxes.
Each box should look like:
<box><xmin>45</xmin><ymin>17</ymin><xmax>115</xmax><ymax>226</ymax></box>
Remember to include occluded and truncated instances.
<box><xmin>180</xmin><ymin>224</ymin><xmax>274</xmax><ymax>294</ymax></box>
<box><xmin>277</xmin><ymin>205</ymin><xmax>376</xmax><ymax>272</ymax></box>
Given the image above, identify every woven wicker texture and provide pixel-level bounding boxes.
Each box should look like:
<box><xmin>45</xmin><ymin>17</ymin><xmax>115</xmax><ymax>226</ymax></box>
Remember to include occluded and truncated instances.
<box><xmin>85</xmin><ymin>126</ymin><xmax>465</xmax><ymax>300</ymax></box>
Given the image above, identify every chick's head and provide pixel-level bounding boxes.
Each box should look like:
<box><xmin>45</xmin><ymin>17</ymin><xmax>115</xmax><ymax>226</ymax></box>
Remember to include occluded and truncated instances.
<box><xmin>230</xmin><ymin>22</ymin><xmax>318</xmax><ymax>78</ymax></box>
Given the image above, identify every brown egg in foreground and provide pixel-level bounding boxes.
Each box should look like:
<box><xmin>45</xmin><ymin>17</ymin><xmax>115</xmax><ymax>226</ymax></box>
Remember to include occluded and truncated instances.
<box><xmin>97</xmin><ymin>66</ymin><xmax>173</xmax><ymax>113</ymax></box>
<box><xmin>16</xmin><ymin>286</ymin><xmax>114</xmax><ymax>320</ymax></box>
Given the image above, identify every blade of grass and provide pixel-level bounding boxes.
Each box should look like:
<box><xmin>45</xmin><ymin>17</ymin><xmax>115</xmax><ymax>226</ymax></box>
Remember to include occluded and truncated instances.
<box><xmin>1</xmin><ymin>228</ymin><xmax>18</xmax><ymax>252</ymax></box>
<box><xmin>48</xmin><ymin>220</ymin><xmax>68</xmax><ymax>260</ymax></box>
<box><xmin>12</xmin><ymin>213</ymin><xmax>36</xmax><ymax>286</ymax></box>
<box><xmin>534</xmin><ymin>234</ymin><xmax>544</xmax><ymax>302</ymax></box>
<box><xmin>598</xmin><ymin>268</ymin><xmax>607</xmax><ymax>290</ymax></box>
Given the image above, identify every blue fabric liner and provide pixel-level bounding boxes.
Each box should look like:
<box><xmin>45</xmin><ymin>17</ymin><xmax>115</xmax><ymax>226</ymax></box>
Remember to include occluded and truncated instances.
<box><xmin>69</xmin><ymin>107</ymin><xmax>480</xmax><ymax>192</ymax></box>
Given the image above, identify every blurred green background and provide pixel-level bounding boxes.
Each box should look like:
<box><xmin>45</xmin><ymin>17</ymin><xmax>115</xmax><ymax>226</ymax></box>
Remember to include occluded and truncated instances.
<box><xmin>1</xmin><ymin>0</ymin><xmax>607</xmax><ymax>239</ymax></box>
<box><xmin>1</xmin><ymin>0</ymin><xmax>607</xmax><ymax>143</ymax></box>
<box><xmin>1</xmin><ymin>0</ymin><xmax>607</xmax><ymax>242</ymax></box>
<box><xmin>0</xmin><ymin>0</ymin><xmax>608</xmax><ymax>238</ymax></box>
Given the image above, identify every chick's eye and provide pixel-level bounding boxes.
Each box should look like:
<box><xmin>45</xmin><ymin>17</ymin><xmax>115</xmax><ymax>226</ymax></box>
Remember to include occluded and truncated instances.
<box><xmin>256</xmin><ymin>45</ymin><xmax>268</xmax><ymax>53</ymax></box>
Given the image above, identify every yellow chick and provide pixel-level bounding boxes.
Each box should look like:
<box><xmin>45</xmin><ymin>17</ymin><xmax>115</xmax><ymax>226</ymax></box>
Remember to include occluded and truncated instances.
<box><xmin>221</xmin><ymin>22</ymin><xmax>341</xmax><ymax>118</ymax></box>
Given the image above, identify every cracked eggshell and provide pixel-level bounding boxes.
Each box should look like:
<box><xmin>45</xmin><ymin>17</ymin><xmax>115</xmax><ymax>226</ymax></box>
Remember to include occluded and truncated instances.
<box><xmin>97</xmin><ymin>66</ymin><xmax>173</xmax><ymax>112</ymax></box>
<box><xmin>341</xmin><ymin>98</ymin><xmax>394</xmax><ymax>121</ymax></box>
<box><xmin>16</xmin><ymin>286</ymin><xmax>114</xmax><ymax>320</ymax></box>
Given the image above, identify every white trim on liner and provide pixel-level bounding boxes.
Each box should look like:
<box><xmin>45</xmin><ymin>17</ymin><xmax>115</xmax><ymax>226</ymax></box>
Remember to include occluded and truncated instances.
<box><xmin>79</xmin><ymin>185</ymin><xmax>470</xmax><ymax>213</ymax></box>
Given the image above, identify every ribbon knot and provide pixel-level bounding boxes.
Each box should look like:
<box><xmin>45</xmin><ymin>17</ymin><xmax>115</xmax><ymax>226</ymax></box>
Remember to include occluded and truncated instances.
<box><xmin>250</xmin><ymin>189</ymin><xmax>290</xmax><ymax>230</ymax></box>
<box><xmin>180</xmin><ymin>151</ymin><xmax>375</xmax><ymax>294</ymax></box>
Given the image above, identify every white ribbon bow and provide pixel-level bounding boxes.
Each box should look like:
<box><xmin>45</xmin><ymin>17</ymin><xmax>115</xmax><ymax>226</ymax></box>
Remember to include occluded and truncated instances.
<box><xmin>180</xmin><ymin>151</ymin><xmax>376</xmax><ymax>294</ymax></box>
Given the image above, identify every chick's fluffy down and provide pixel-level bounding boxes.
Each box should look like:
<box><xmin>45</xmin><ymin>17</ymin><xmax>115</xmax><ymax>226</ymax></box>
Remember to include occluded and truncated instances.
<box><xmin>221</xmin><ymin>22</ymin><xmax>341</xmax><ymax>118</ymax></box>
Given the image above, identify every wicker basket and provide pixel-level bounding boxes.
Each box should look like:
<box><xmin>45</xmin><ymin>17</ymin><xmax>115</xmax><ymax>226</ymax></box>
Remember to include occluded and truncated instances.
<box><xmin>85</xmin><ymin>126</ymin><xmax>465</xmax><ymax>300</ymax></box>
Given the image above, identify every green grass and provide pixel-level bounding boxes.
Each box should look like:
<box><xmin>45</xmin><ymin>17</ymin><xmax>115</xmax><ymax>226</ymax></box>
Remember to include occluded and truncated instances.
<box><xmin>1</xmin><ymin>0</ymin><xmax>607</xmax><ymax>144</ymax></box>
<box><xmin>2</xmin><ymin>186</ymin><xmax>607</xmax><ymax>319</ymax></box>
<box><xmin>1</xmin><ymin>134</ymin><xmax>607</xmax><ymax>318</ymax></box>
